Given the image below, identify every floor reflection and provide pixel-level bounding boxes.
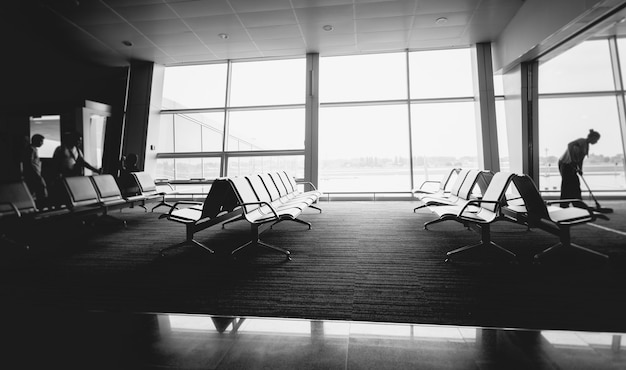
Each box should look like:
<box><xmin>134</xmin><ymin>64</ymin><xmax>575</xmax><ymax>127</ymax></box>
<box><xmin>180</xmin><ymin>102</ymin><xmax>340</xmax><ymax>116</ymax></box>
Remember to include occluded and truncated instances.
<box><xmin>4</xmin><ymin>310</ymin><xmax>625</xmax><ymax>369</ymax></box>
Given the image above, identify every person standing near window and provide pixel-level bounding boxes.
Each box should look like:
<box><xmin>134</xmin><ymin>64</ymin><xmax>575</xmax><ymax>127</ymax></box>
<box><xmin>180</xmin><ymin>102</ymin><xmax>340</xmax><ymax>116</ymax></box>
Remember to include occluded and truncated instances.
<box><xmin>558</xmin><ymin>129</ymin><xmax>600</xmax><ymax>201</ymax></box>
<box><xmin>22</xmin><ymin>134</ymin><xmax>48</xmax><ymax>206</ymax></box>
<box><xmin>52</xmin><ymin>131</ymin><xmax>101</xmax><ymax>178</ymax></box>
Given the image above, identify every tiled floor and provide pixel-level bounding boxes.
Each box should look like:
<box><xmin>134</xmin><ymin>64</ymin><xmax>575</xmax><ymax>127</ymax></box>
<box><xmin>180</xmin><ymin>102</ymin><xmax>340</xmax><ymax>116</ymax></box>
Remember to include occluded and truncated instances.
<box><xmin>4</xmin><ymin>309</ymin><xmax>625</xmax><ymax>369</ymax></box>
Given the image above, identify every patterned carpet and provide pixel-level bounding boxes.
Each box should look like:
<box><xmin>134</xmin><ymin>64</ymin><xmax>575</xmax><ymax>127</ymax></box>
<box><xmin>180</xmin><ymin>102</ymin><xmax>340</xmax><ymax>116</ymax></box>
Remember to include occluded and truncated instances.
<box><xmin>1</xmin><ymin>200</ymin><xmax>625</xmax><ymax>333</ymax></box>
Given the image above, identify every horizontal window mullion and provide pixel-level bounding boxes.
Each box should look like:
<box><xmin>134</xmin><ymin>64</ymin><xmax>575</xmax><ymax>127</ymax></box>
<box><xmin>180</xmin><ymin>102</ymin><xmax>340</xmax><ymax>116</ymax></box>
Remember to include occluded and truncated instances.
<box><xmin>157</xmin><ymin>152</ymin><xmax>223</xmax><ymax>158</ymax></box>
<box><xmin>157</xmin><ymin>150</ymin><xmax>305</xmax><ymax>159</ymax></box>
<box><xmin>161</xmin><ymin>104</ymin><xmax>305</xmax><ymax>115</ymax></box>
<box><xmin>160</xmin><ymin>108</ymin><xmax>226</xmax><ymax>114</ymax></box>
<box><xmin>538</xmin><ymin>91</ymin><xmax>621</xmax><ymax>99</ymax></box>
<box><xmin>226</xmin><ymin>150</ymin><xmax>305</xmax><ymax>157</ymax></box>
<box><xmin>319</xmin><ymin>96</ymin><xmax>475</xmax><ymax>108</ymax></box>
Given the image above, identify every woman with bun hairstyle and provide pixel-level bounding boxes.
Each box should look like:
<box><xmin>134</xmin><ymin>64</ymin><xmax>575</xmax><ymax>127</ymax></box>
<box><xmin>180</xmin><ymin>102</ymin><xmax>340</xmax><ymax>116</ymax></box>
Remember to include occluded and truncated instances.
<box><xmin>558</xmin><ymin>129</ymin><xmax>600</xmax><ymax>201</ymax></box>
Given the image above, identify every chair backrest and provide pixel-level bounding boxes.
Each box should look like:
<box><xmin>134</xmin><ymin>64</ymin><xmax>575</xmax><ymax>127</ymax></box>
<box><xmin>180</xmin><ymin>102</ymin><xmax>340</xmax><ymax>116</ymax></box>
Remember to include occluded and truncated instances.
<box><xmin>456</xmin><ymin>169</ymin><xmax>482</xmax><ymax>199</ymax></box>
<box><xmin>90</xmin><ymin>175</ymin><xmax>124</xmax><ymax>203</ymax></box>
<box><xmin>62</xmin><ymin>176</ymin><xmax>100</xmax><ymax>209</ymax></box>
<box><xmin>200</xmin><ymin>178</ymin><xmax>240</xmax><ymax>219</ymax></box>
<box><xmin>0</xmin><ymin>181</ymin><xmax>38</xmax><ymax>218</ymax></box>
<box><xmin>269</xmin><ymin>172</ymin><xmax>290</xmax><ymax>197</ymax></box>
<box><xmin>259</xmin><ymin>173</ymin><xmax>282</xmax><ymax>201</ymax></box>
<box><xmin>246</xmin><ymin>175</ymin><xmax>273</xmax><ymax>204</ymax></box>
<box><xmin>228</xmin><ymin>177</ymin><xmax>261</xmax><ymax>212</ymax></box>
<box><xmin>511</xmin><ymin>174</ymin><xmax>550</xmax><ymax>222</ymax></box>
<box><xmin>441</xmin><ymin>168</ymin><xmax>462</xmax><ymax>192</ymax></box>
<box><xmin>479</xmin><ymin>172</ymin><xmax>514</xmax><ymax>212</ymax></box>
<box><xmin>448</xmin><ymin>168</ymin><xmax>470</xmax><ymax>196</ymax></box>
<box><xmin>281</xmin><ymin>171</ymin><xmax>298</xmax><ymax>192</ymax></box>
<box><xmin>132</xmin><ymin>172</ymin><xmax>158</xmax><ymax>194</ymax></box>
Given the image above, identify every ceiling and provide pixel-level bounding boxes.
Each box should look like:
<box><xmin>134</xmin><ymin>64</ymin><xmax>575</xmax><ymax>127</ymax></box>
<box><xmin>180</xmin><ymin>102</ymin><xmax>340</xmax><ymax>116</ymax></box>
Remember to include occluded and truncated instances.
<box><xmin>8</xmin><ymin>0</ymin><xmax>526</xmax><ymax>67</ymax></box>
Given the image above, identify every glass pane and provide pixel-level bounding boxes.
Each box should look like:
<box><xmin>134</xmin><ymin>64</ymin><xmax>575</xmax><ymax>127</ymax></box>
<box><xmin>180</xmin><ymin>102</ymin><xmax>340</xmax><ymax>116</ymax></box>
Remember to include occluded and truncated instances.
<box><xmin>409</xmin><ymin>48</ymin><xmax>474</xmax><ymax>99</ymax></box>
<box><xmin>156</xmin><ymin>158</ymin><xmax>175</xmax><ymax>180</ymax></box>
<box><xmin>494</xmin><ymin>74</ymin><xmax>504</xmax><ymax>97</ymax></box>
<box><xmin>495</xmin><ymin>100</ymin><xmax>510</xmax><ymax>172</ymax></box>
<box><xmin>156</xmin><ymin>157</ymin><xmax>221</xmax><ymax>180</ymax></box>
<box><xmin>162</xmin><ymin>63</ymin><xmax>227</xmax><ymax>110</ymax></box>
<box><xmin>617</xmin><ymin>37</ymin><xmax>626</xmax><ymax>84</ymax></box>
<box><xmin>539</xmin><ymin>40</ymin><xmax>615</xmax><ymax>94</ymax></box>
<box><xmin>230</xmin><ymin>58</ymin><xmax>306</xmax><ymax>106</ymax></box>
<box><xmin>226</xmin><ymin>155</ymin><xmax>304</xmax><ymax>178</ymax></box>
<box><xmin>538</xmin><ymin>96</ymin><xmax>625</xmax><ymax>191</ymax></box>
<box><xmin>171</xmin><ymin>112</ymin><xmax>224</xmax><ymax>153</ymax></box>
<box><xmin>319</xmin><ymin>53</ymin><xmax>407</xmax><ymax>103</ymax></box>
<box><xmin>227</xmin><ymin>109</ymin><xmax>304</xmax><ymax>151</ymax></box>
<box><xmin>158</xmin><ymin>115</ymin><xmax>174</xmax><ymax>153</ymax></box>
<box><xmin>410</xmin><ymin>101</ymin><xmax>478</xmax><ymax>187</ymax></box>
<box><xmin>319</xmin><ymin>104</ymin><xmax>410</xmax><ymax>192</ymax></box>
<box><xmin>29</xmin><ymin>115</ymin><xmax>61</xmax><ymax>158</ymax></box>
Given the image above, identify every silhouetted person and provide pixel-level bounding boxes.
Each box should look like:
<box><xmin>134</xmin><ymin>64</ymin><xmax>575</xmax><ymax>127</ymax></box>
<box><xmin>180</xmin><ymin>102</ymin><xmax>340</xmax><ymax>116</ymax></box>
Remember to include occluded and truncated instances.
<box><xmin>122</xmin><ymin>153</ymin><xmax>139</xmax><ymax>173</ymax></box>
<box><xmin>117</xmin><ymin>153</ymin><xmax>141</xmax><ymax>197</ymax></box>
<box><xmin>52</xmin><ymin>131</ymin><xmax>101</xmax><ymax>178</ymax></box>
<box><xmin>22</xmin><ymin>134</ymin><xmax>48</xmax><ymax>207</ymax></box>
<box><xmin>558</xmin><ymin>129</ymin><xmax>600</xmax><ymax>201</ymax></box>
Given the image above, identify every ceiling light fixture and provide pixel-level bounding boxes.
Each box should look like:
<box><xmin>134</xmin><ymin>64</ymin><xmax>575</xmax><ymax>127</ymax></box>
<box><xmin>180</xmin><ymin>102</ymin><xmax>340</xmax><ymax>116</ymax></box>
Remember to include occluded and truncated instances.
<box><xmin>322</xmin><ymin>25</ymin><xmax>334</xmax><ymax>32</ymax></box>
<box><xmin>435</xmin><ymin>17</ymin><xmax>448</xmax><ymax>25</ymax></box>
<box><xmin>122</xmin><ymin>40</ymin><xmax>133</xmax><ymax>47</ymax></box>
<box><xmin>218</xmin><ymin>33</ymin><xmax>229</xmax><ymax>39</ymax></box>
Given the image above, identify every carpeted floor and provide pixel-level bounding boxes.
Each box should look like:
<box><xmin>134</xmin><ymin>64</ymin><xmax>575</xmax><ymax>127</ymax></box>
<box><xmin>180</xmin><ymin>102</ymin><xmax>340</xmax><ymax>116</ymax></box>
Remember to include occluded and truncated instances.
<box><xmin>1</xmin><ymin>200</ymin><xmax>625</xmax><ymax>333</ymax></box>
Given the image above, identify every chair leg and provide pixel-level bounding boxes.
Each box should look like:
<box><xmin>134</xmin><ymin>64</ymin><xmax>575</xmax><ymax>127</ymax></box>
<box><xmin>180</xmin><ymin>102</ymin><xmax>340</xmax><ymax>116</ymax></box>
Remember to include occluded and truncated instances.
<box><xmin>446</xmin><ymin>224</ymin><xmax>516</xmax><ymax>262</ymax></box>
<box><xmin>222</xmin><ymin>215</ymin><xmax>244</xmax><ymax>229</ymax></box>
<box><xmin>160</xmin><ymin>239</ymin><xmax>215</xmax><ymax>256</ymax></box>
<box><xmin>424</xmin><ymin>215</ymin><xmax>467</xmax><ymax>230</ymax></box>
<box><xmin>534</xmin><ymin>225</ymin><xmax>609</xmax><ymax>261</ymax></box>
<box><xmin>309</xmin><ymin>205</ymin><xmax>322</xmax><ymax>213</ymax></box>
<box><xmin>534</xmin><ymin>242</ymin><xmax>609</xmax><ymax>261</ymax></box>
<box><xmin>152</xmin><ymin>200</ymin><xmax>176</xmax><ymax>212</ymax></box>
<box><xmin>270</xmin><ymin>218</ymin><xmax>311</xmax><ymax>230</ymax></box>
<box><xmin>160</xmin><ymin>226</ymin><xmax>215</xmax><ymax>256</ymax></box>
<box><xmin>231</xmin><ymin>224</ymin><xmax>291</xmax><ymax>260</ymax></box>
<box><xmin>570</xmin><ymin>243</ymin><xmax>609</xmax><ymax>259</ymax></box>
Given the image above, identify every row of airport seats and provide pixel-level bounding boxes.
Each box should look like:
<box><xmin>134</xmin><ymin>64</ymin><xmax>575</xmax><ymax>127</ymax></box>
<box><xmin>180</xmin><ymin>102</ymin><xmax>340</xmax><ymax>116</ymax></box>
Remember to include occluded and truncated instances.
<box><xmin>413</xmin><ymin>169</ymin><xmax>608</xmax><ymax>264</ymax></box>
<box><xmin>161</xmin><ymin>171</ymin><xmax>322</xmax><ymax>260</ymax></box>
<box><xmin>0</xmin><ymin>171</ymin><xmax>173</xmax><ymax>250</ymax></box>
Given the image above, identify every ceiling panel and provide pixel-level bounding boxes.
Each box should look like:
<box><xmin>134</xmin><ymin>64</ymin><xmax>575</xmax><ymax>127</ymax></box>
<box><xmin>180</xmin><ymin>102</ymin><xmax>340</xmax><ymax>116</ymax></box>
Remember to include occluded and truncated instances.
<box><xmin>7</xmin><ymin>0</ymin><xmax>530</xmax><ymax>67</ymax></box>
<box><xmin>166</xmin><ymin>0</ymin><xmax>234</xmax><ymax>18</ymax></box>
<box><xmin>237</xmin><ymin>9</ymin><xmax>298</xmax><ymax>28</ymax></box>
<box><xmin>356</xmin><ymin>16</ymin><xmax>414</xmax><ymax>33</ymax></box>
<box><xmin>355</xmin><ymin>1</ymin><xmax>418</xmax><ymax>19</ymax></box>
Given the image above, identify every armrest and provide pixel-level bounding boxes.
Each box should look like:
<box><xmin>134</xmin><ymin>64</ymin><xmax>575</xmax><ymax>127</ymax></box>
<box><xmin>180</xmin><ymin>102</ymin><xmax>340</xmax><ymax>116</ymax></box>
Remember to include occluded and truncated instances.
<box><xmin>0</xmin><ymin>201</ymin><xmax>21</xmax><ymax>218</ymax></box>
<box><xmin>296</xmin><ymin>181</ymin><xmax>318</xmax><ymax>191</ymax></box>
<box><xmin>545</xmin><ymin>198</ymin><xmax>590</xmax><ymax>209</ymax></box>
<box><xmin>166</xmin><ymin>201</ymin><xmax>204</xmax><ymax>216</ymax></box>
<box><xmin>239</xmin><ymin>201</ymin><xmax>280</xmax><ymax>220</ymax></box>
<box><xmin>545</xmin><ymin>199</ymin><xmax>595</xmax><ymax>224</ymax></box>
<box><xmin>457</xmin><ymin>199</ymin><xmax>501</xmax><ymax>219</ymax></box>
<box><xmin>413</xmin><ymin>180</ymin><xmax>440</xmax><ymax>192</ymax></box>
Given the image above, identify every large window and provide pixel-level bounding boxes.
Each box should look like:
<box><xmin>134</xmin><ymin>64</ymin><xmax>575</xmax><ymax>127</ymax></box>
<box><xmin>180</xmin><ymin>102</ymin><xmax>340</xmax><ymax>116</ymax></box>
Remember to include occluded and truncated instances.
<box><xmin>157</xmin><ymin>58</ymin><xmax>306</xmax><ymax>180</ymax></box>
<box><xmin>157</xmin><ymin>48</ymin><xmax>482</xmax><ymax>194</ymax></box>
<box><xmin>538</xmin><ymin>38</ymin><xmax>626</xmax><ymax>192</ymax></box>
<box><xmin>319</xmin><ymin>104</ymin><xmax>410</xmax><ymax>192</ymax></box>
<box><xmin>317</xmin><ymin>49</ymin><xmax>478</xmax><ymax>193</ymax></box>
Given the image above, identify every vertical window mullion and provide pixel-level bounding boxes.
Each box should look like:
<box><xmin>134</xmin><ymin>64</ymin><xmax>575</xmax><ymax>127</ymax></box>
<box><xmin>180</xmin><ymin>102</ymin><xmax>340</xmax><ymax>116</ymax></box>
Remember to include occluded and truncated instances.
<box><xmin>609</xmin><ymin>36</ymin><xmax>626</xmax><ymax>180</ymax></box>
<box><xmin>405</xmin><ymin>50</ymin><xmax>415</xmax><ymax>190</ymax></box>
<box><xmin>222</xmin><ymin>60</ymin><xmax>233</xmax><ymax>177</ymax></box>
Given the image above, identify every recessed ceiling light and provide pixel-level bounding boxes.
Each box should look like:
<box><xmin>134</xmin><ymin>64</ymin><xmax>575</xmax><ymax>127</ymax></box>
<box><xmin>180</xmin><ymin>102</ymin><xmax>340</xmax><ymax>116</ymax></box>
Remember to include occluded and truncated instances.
<box><xmin>435</xmin><ymin>17</ymin><xmax>448</xmax><ymax>25</ymax></box>
<box><xmin>322</xmin><ymin>25</ymin><xmax>333</xmax><ymax>32</ymax></box>
<box><xmin>218</xmin><ymin>33</ymin><xmax>229</xmax><ymax>39</ymax></box>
